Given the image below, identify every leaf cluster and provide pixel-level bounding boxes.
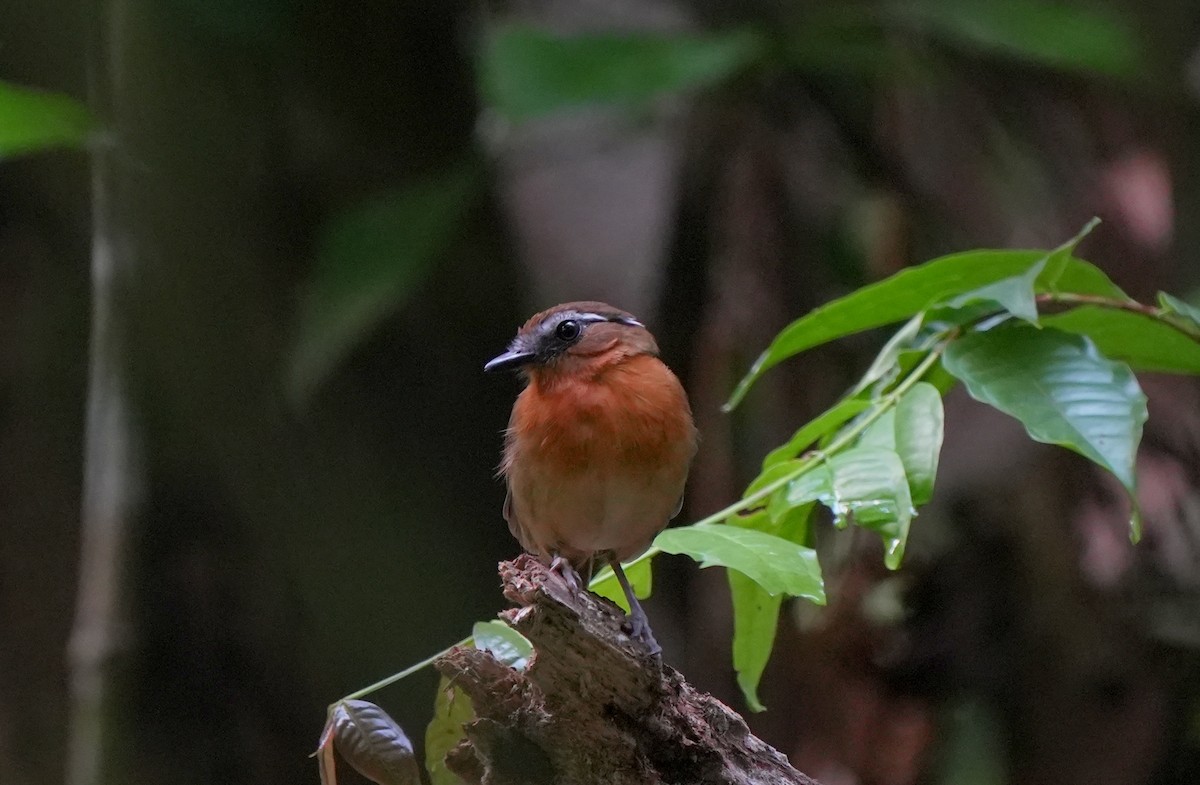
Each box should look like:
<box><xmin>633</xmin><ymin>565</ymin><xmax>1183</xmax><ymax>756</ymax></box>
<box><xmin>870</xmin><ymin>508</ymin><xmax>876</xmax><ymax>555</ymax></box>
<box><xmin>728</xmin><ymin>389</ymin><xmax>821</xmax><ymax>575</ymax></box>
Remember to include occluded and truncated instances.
<box><xmin>652</xmin><ymin>219</ymin><xmax>1200</xmax><ymax>707</ymax></box>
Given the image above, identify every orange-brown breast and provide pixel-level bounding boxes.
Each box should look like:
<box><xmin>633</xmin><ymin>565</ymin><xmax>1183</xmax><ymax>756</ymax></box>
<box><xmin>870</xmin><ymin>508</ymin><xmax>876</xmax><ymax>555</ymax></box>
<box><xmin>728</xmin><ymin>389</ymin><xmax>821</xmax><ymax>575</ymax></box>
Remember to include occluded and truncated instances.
<box><xmin>502</xmin><ymin>352</ymin><xmax>697</xmax><ymax>565</ymax></box>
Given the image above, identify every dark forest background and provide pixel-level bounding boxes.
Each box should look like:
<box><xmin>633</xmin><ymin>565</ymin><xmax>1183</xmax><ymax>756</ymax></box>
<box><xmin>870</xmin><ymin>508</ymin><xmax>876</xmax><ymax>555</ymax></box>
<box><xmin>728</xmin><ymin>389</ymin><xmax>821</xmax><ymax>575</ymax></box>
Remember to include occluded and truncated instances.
<box><xmin>3</xmin><ymin>1</ymin><xmax>1200</xmax><ymax>784</ymax></box>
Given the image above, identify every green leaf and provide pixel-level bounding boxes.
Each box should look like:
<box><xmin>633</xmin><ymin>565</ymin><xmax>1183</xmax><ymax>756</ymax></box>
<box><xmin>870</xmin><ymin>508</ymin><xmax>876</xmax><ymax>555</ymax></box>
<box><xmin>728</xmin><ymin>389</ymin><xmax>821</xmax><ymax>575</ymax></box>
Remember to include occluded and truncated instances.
<box><xmin>725</xmin><ymin>503</ymin><xmax>815</xmax><ymax>710</ymax></box>
<box><xmin>894</xmin><ymin>383</ymin><xmax>944</xmax><ymax>505</ymax></box>
<box><xmin>762</xmin><ymin>398</ymin><xmax>872</xmax><ymax>469</ymax></box>
<box><xmin>472</xmin><ymin>620</ymin><xmax>533</xmax><ymax>671</ymax></box>
<box><xmin>850</xmin><ymin>313</ymin><xmax>925</xmax><ymax>396</ymax></box>
<box><xmin>1042</xmin><ymin>307</ymin><xmax>1200</xmax><ymax>375</ymax></box>
<box><xmin>745</xmin><ymin>460</ymin><xmax>805</xmax><ymax>498</ymax></box>
<box><xmin>923</xmin><ymin>299</ymin><xmax>1012</xmax><ymax>333</ymax></box>
<box><xmin>897</xmin><ymin>351</ymin><xmax>958</xmax><ymax>395</ymax></box>
<box><xmin>775</xmin><ymin>502</ymin><xmax>815</xmax><ymax>545</ymax></box>
<box><xmin>289</xmin><ymin>163</ymin><xmax>480</xmax><ymax>400</ymax></box>
<box><xmin>1038</xmin><ymin>217</ymin><xmax>1101</xmax><ymax>289</ymax></box>
<box><xmin>590</xmin><ymin>557</ymin><xmax>653</xmax><ymax>612</ymax></box>
<box><xmin>857</xmin><ymin>409</ymin><xmax>897</xmax><ymax>451</ymax></box>
<box><xmin>480</xmin><ymin>25</ymin><xmax>765</xmax><ymax>121</ymax></box>
<box><xmin>1158</xmin><ymin>292</ymin><xmax>1200</xmax><ymax>331</ymax></box>
<box><xmin>726</xmin><ymin>508</ymin><xmax>771</xmax><ymax>531</ymax></box>
<box><xmin>732</xmin><ymin>503</ymin><xmax>814</xmax><ymax>544</ymax></box>
<box><xmin>656</xmin><ymin>523</ymin><xmax>825</xmax><ymax>602</ymax></box>
<box><xmin>729</xmin><ymin>571</ymin><xmax>782</xmax><ymax>713</ymax></box>
<box><xmin>852</xmin><ymin>384</ymin><xmax>944</xmax><ymax>506</ymax></box>
<box><xmin>1039</xmin><ymin>254</ymin><xmax>1125</xmax><ymax>298</ymax></box>
<box><xmin>776</xmin><ymin>447</ymin><xmax>914</xmax><ymax>568</ymax></box>
<box><xmin>425</xmin><ymin>677</ymin><xmax>474</xmax><ymax>785</ymax></box>
<box><xmin>725</xmin><ymin>250</ymin><xmax>1109</xmax><ymax>411</ymax></box>
<box><xmin>0</xmin><ymin>80</ymin><xmax>94</xmax><ymax>157</ymax></box>
<box><xmin>892</xmin><ymin>0</ymin><xmax>1142</xmax><ymax>77</ymax></box>
<box><xmin>947</xmin><ymin>258</ymin><xmax>1045</xmax><ymax>323</ymax></box>
<box><xmin>943</xmin><ymin>325</ymin><xmax>1147</xmax><ymax>533</ymax></box>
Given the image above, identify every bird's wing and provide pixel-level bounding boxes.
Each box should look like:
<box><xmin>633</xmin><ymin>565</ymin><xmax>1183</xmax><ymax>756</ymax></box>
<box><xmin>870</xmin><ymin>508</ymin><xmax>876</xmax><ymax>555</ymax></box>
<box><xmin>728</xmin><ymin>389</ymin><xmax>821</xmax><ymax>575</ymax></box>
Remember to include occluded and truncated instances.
<box><xmin>502</xmin><ymin>479</ymin><xmax>530</xmax><ymax>551</ymax></box>
<box><xmin>500</xmin><ymin>404</ymin><xmax>519</xmax><ymax>528</ymax></box>
<box><xmin>671</xmin><ymin>492</ymin><xmax>684</xmax><ymax>520</ymax></box>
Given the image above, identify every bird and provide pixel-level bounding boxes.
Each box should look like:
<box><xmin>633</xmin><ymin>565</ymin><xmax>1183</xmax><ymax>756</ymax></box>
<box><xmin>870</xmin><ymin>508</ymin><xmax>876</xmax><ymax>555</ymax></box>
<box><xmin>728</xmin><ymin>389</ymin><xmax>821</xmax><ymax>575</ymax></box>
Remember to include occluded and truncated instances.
<box><xmin>485</xmin><ymin>301</ymin><xmax>697</xmax><ymax>653</ymax></box>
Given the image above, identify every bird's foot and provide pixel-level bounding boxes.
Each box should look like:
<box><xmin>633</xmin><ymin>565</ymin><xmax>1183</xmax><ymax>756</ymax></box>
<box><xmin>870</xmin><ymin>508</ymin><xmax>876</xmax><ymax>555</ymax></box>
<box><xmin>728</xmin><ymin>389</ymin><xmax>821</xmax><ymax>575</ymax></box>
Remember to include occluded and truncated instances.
<box><xmin>624</xmin><ymin>609</ymin><xmax>662</xmax><ymax>658</ymax></box>
<box><xmin>548</xmin><ymin>555</ymin><xmax>584</xmax><ymax>597</ymax></box>
<box><xmin>606</xmin><ymin>555</ymin><xmax>662</xmax><ymax>658</ymax></box>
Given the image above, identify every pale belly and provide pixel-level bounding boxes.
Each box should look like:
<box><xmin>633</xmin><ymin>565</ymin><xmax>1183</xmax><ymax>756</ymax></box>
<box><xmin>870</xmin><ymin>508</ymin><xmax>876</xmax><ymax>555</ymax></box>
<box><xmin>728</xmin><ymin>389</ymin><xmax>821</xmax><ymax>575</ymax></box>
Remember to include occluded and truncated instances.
<box><xmin>507</xmin><ymin>459</ymin><xmax>684</xmax><ymax>565</ymax></box>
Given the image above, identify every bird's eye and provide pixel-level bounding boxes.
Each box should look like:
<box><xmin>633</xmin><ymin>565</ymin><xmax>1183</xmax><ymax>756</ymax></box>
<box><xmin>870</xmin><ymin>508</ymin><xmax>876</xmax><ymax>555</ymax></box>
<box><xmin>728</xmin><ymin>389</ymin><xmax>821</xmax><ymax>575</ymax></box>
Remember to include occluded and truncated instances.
<box><xmin>555</xmin><ymin>319</ymin><xmax>581</xmax><ymax>342</ymax></box>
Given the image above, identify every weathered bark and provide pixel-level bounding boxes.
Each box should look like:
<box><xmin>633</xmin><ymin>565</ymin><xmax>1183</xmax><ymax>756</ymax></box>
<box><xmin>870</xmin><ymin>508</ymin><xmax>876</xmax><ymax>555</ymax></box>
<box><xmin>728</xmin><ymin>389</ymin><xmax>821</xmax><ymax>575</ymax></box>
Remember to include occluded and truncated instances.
<box><xmin>435</xmin><ymin>555</ymin><xmax>819</xmax><ymax>785</ymax></box>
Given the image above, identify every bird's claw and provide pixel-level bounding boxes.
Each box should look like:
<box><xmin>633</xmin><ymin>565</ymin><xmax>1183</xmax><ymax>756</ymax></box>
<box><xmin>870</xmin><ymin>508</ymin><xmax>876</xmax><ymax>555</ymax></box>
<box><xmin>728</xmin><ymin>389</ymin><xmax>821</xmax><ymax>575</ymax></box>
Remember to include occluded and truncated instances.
<box><xmin>549</xmin><ymin>554</ymin><xmax>662</xmax><ymax>656</ymax></box>
<box><xmin>548</xmin><ymin>555</ymin><xmax>584</xmax><ymax>597</ymax></box>
<box><xmin>605</xmin><ymin>555</ymin><xmax>662</xmax><ymax>657</ymax></box>
<box><xmin>624</xmin><ymin>611</ymin><xmax>662</xmax><ymax>658</ymax></box>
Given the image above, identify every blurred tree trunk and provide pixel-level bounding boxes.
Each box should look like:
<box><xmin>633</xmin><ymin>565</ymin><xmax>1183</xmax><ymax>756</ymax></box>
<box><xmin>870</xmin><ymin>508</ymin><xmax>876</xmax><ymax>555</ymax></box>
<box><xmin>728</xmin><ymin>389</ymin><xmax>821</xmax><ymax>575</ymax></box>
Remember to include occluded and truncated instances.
<box><xmin>66</xmin><ymin>1</ymin><xmax>141</xmax><ymax>784</ymax></box>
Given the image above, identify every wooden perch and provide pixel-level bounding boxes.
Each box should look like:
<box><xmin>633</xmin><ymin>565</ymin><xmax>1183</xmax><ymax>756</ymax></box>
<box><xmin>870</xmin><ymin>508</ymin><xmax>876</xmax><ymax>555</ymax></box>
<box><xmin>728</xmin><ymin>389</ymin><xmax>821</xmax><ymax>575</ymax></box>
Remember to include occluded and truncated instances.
<box><xmin>434</xmin><ymin>555</ymin><xmax>819</xmax><ymax>785</ymax></box>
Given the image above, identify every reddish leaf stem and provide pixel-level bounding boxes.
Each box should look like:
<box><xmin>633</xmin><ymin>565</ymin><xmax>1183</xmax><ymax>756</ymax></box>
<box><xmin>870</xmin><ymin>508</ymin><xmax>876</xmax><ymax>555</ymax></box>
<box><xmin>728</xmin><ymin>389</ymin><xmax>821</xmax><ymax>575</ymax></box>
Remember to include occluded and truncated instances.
<box><xmin>1036</xmin><ymin>293</ymin><xmax>1200</xmax><ymax>341</ymax></box>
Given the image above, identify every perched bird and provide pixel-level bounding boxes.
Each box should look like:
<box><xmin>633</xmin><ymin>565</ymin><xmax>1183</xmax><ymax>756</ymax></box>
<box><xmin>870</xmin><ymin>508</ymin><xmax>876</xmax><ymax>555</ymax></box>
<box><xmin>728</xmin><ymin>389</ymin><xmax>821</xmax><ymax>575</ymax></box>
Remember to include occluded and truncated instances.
<box><xmin>485</xmin><ymin>302</ymin><xmax>697</xmax><ymax>652</ymax></box>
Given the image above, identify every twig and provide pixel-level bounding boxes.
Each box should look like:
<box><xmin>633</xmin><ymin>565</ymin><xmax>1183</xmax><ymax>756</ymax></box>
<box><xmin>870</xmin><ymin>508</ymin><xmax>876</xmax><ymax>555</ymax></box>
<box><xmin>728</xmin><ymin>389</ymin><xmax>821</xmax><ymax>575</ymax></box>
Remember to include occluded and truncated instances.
<box><xmin>1036</xmin><ymin>292</ymin><xmax>1200</xmax><ymax>342</ymax></box>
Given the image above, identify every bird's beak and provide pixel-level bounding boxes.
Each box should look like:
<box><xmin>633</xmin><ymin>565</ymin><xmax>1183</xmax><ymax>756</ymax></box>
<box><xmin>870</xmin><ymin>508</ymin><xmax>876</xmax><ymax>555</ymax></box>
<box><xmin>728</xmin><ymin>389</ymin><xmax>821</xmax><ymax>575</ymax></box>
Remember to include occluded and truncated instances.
<box><xmin>484</xmin><ymin>347</ymin><xmax>536</xmax><ymax>373</ymax></box>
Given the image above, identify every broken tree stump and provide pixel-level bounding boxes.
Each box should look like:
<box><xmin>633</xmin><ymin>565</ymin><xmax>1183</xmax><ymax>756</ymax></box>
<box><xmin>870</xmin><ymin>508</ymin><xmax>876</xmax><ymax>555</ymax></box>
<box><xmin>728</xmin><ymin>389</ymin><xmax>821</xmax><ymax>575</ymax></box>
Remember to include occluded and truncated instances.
<box><xmin>434</xmin><ymin>554</ymin><xmax>819</xmax><ymax>785</ymax></box>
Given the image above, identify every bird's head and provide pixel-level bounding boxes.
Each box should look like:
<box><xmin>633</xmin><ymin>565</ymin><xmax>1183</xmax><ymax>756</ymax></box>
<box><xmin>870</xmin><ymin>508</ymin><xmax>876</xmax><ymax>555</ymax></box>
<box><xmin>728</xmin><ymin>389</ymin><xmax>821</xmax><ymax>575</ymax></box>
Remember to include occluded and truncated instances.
<box><xmin>484</xmin><ymin>301</ymin><xmax>658</xmax><ymax>379</ymax></box>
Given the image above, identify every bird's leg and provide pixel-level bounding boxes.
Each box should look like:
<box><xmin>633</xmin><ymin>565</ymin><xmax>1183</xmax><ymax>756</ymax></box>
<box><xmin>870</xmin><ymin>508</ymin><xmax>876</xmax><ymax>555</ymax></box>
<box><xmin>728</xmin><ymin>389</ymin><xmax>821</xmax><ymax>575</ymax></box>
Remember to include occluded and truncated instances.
<box><xmin>548</xmin><ymin>554</ymin><xmax>584</xmax><ymax>596</ymax></box>
<box><xmin>607</xmin><ymin>554</ymin><xmax>661</xmax><ymax>656</ymax></box>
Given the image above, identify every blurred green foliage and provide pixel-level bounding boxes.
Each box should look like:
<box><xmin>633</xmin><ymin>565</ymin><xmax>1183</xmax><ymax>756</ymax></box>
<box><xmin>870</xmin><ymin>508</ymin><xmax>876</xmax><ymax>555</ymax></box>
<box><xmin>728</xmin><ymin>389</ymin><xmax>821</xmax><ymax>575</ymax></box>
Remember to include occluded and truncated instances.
<box><xmin>480</xmin><ymin>25</ymin><xmax>766</xmax><ymax>121</ymax></box>
<box><xmin>0</xmin><ymin>80</ymin><xmax>93</xmax><ymax>157</ymax></box>
<box><xmin>888</xmin><ymin>0</ymin><xmax>1142</xmax><ymax>76</ymax></box>
<box><xmin>289</xmin><ymin>161</ymin><xmax>482</xmax><ymax>400</ymax></box>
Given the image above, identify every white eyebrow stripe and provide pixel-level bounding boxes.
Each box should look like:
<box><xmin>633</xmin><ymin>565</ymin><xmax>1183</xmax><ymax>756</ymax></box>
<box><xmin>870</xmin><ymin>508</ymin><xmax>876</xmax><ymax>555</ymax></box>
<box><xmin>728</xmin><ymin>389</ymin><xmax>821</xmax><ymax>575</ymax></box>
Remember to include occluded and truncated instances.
<box><xmin>560</xmin><ymin>311</ymin><xmax>642</xmax><ymax>327</ymax></box>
